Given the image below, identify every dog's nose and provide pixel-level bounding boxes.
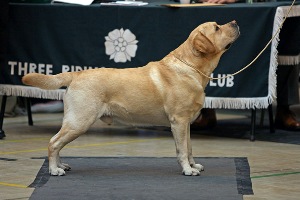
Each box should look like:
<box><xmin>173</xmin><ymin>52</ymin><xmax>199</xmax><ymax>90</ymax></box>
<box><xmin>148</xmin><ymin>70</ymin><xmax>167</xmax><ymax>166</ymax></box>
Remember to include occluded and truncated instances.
<box><xmin>228</xmin><ymin>20</ymin><xmax>240</xmax><ymax>38</ymax></box>
<box><xmin>230</xmin><ymin>20</ymin><xmax>238</xmax><ymax>27</ymax></box>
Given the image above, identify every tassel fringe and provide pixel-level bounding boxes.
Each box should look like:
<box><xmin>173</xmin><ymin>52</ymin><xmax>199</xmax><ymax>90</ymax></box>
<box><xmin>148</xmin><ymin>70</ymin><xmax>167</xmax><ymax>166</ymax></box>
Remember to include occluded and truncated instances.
<box><xmin>277</xmin><ymin>5</ymin><xmax>300</xmax><ymax>65</ymax></box>
<box><xmin>0</xmin><ymin>85</ymin><xmax>65</xmax><ymax>100</ymax></box>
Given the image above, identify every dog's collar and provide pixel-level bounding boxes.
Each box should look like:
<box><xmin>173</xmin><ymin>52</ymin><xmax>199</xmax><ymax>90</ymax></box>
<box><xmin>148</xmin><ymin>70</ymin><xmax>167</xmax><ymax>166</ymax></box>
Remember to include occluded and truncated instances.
<box><xmin>172</xmin><ymin>53</ymin><xmax>212</xmax><ymax>80</ymax></box>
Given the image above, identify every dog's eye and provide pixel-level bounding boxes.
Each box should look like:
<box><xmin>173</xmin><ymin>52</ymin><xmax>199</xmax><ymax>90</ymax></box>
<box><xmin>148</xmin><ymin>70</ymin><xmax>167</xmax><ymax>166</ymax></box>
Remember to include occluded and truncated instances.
<box><xmin>215</xmin><ymin>26</ymin><xmax>220</xmax><ymax>31</ymax></box>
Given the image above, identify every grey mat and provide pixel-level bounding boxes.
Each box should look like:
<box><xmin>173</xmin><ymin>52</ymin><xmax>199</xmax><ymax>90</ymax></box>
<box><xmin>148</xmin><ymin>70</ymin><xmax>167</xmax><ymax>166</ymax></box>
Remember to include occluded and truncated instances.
<box><xmin>29</xmin><ymin>157</ymin><xmax>253</xmax><ymax>200</ymax></box>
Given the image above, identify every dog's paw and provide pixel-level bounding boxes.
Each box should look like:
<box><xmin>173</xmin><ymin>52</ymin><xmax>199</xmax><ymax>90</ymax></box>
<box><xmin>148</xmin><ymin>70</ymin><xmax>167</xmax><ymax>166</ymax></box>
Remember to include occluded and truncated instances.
<box><xmin>58</xmin><ymin>163</ymin><xmax>71</xmax><ymax>171</ymax></box>
<box><xmin>182</xmin><ymin>168</ymin><xmax>200</xmax><ymax>176</ymax></box>
<box><xmin>192</xmin><ymin>163</ymin><xmax>204</xmax><ymax>171</ymax></box>
<box><xmin>49</xmin><ymin>167</ymin><xmax>66</xmax><ymax>176</ymax></box>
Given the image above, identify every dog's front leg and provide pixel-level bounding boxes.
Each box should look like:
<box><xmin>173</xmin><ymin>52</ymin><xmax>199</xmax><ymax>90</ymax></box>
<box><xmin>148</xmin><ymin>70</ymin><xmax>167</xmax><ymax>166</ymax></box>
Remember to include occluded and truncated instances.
<box><xmin>171</xmin><ymin>119</ymin><xmax>200</xmax><ymax>176</ymax></box>
<box><xmin>187</xmin><ymin>125</ymin><xmax>204</xmax><ymax>172</ymax></box>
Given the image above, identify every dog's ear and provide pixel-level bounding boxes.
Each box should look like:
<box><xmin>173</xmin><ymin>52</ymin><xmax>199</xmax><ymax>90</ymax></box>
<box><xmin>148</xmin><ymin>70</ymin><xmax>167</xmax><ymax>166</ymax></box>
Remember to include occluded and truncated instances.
<box><xmin>193</xmin><ymin>32</ymin><xmax>216</xmax><ymax>55</ymax></box>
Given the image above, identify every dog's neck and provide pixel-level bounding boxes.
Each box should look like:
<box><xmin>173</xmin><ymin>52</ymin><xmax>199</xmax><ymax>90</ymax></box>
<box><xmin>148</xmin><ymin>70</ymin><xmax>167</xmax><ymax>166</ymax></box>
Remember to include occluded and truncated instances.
<box><xmin>171</xmin><ymin>43</ymin><xmax>223</xmax><ymax>80</ymax></box>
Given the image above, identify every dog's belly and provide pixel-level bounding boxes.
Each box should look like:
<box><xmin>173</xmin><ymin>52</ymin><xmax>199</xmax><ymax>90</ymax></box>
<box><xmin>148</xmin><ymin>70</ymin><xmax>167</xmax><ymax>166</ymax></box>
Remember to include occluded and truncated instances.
<box><xmin>101</xmin><ymin>103</ymin><xmax>170</xmax><ymax>127</ymax></box>
<box><xmin>113</xmin><ymin>116</ymin><xmax>170</xmax><ymax>127</ymax></box>
<box><xmin>101</xmin><ymin>114</ymin><xmax>170</xmax><ymax>127</ymax></box>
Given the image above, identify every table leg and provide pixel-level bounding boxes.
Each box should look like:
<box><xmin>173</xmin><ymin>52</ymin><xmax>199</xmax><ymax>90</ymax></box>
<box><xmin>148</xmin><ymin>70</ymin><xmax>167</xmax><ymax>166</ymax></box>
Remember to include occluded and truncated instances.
<box><xmin>25</xmin><ymin>98</ymin><xmax>33</xmax><ymax>126</ymax></box>
<box><xmin>268</xmin><ymin>104</ymin><xmax>275</xmax><ymax>133</ymax></box>
<box><xmin>0</xmin><ymin>95</ymin><xmax>7</xmax><ymax>139</ymax></box>
<box><xmin>250</xmin><ymin>108</ymin><xmax>256</xmax><ymax>141</ymax></box>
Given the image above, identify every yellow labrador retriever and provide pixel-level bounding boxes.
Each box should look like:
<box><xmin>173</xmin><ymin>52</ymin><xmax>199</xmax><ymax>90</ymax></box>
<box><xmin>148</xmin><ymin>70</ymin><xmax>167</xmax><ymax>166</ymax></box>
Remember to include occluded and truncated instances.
<box><xmin>22</xmin><ymin>21</ymin><xmax>240</xmax><ymax>176</ymax></box>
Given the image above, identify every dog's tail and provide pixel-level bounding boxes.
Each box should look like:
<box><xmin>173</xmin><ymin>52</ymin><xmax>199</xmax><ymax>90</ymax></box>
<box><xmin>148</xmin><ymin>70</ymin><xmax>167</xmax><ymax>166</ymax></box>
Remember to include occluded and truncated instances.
<box><xmin>22</xmin><ymin>72</ymin><xmax>78</xmax><ymax>90</ymax></box>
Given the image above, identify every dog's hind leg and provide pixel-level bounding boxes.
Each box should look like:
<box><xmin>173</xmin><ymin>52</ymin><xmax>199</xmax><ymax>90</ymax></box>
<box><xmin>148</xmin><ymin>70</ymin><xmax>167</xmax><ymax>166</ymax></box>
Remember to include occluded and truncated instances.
<box><xmin>48</xmin><ymin>110</ymin><xmax>99</xmax><ymax>176</ymax></box>
<box><xmin>171</xmin><ymin>118</ymin><xmax>200</xmax><ymax>176</ymax></box>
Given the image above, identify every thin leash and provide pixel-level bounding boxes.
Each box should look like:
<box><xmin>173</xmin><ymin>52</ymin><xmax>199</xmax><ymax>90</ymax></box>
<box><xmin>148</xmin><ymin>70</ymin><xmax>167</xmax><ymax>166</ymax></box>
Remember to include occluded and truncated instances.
<box><xmin>175</xmin><ymin>0</ymin><xmax>297</xmax><ymax>80</ymax></box>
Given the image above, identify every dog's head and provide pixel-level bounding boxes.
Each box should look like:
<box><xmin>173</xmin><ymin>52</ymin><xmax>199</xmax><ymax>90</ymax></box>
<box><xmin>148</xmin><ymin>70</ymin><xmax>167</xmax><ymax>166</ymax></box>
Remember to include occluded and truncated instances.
<box><xmin>190</xmin><ymin>21</ymin><xmax>240</xmax><ymax>56</ymax></box>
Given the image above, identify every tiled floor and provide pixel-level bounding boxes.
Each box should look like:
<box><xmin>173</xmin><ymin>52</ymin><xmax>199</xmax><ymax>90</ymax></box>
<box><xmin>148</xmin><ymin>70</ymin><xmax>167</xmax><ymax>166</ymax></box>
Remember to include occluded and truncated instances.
<box><xmin>0</xmin><ymin>110</ymin><xmax>300</xmax><ymax>200</ymax></box>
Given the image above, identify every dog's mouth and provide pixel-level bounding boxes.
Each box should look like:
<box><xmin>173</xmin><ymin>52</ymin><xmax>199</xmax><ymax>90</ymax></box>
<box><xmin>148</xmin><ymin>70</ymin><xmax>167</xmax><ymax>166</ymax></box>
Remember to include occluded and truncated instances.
<box><xmin>225</xmin><ymin>43</ymin><xmax>232</xmax><ymax>50</ymax></box>
<box><xmin>224</xmin><ymin>31</ymin><xmax>239</xmax><ymax>50</ymax></box>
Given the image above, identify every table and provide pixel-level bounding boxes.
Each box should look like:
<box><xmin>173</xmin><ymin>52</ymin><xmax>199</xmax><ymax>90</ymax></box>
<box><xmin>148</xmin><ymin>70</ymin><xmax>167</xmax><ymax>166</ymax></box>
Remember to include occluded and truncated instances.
<box><xmin>0</xmin><ymin>1</ymin><xmax>300</xmax><ymax>139</ymax></box>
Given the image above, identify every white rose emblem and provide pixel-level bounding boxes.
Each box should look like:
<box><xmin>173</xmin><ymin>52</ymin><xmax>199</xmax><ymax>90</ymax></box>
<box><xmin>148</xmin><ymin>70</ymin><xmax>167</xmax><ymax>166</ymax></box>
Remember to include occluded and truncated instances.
<box><xmin>104</xmin><ymin>28</ymin><xmax>138</xmax><ymax>63</ymax></box>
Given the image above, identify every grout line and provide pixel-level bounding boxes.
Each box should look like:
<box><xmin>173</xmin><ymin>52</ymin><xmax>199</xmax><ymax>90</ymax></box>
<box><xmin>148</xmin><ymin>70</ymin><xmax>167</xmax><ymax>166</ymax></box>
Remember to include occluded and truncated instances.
<box><xmin>251</xmin><ymin>171</ymin><xmax>300</xmax><ymax>179</ymax></box>
<box><xmin>0</xmin><ymin>138</ymin><xmax>163</xmax><ymax>155</ymax></box>
<box><xmin>3</xmin><ymin>117</ymin><xmax>62</xmax><ymax>125</ymax></box>
<box><xmin>0</xmin><ymin>148</ymin><xmax>48</xmax><ymax>155</ymax></box>
<box><xmin>0</xmin><ymin>138</ymin><xmax>50</xmax><ymax>144</ymax></box>
<box><xmin>65</xmin><ymin>138</ymin><xmax>162</xmax><ymax>149</ymax></box>
<box><xmin>0</xmin><ymin>182</ymin><xmax>28</xmax><ymax>188</ymax></box>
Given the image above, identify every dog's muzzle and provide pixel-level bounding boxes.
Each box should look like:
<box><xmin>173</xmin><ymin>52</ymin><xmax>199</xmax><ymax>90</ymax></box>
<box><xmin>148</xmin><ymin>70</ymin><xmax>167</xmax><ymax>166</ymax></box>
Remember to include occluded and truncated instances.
<box><xmin>230</xmin><ymin>20</ymin><xmax>240</xmax><ymax>38</ymax></box>
<box><xmin>225</xmin><ymin>20</ymin><xmax>240</xmax><ymax>50</ymax></box>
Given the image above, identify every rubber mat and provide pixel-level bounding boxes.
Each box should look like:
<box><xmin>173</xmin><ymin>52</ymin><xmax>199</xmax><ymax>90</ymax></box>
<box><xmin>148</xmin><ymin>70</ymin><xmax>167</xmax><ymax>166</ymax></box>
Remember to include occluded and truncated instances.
<box><xmin>29</xmin><ymin>157</ymin><xmax>253</xmax><ymax>200</ymax></box>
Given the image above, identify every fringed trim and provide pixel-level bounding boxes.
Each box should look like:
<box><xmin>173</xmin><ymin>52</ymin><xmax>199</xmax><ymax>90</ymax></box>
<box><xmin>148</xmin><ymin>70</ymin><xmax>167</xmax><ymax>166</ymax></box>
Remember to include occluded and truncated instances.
<box><xmin>204</xmin><ymin>95</ymin><xmax>273</xmax><ymax>109</ymax></box>
<box><xmin>278</xmin><ymin>54</ymin><xmax>300</xmax><ymax>65</ymax></box>
<box><xmin>279</xmin><ymin>5</ymin><xmax>300</xmax><ymax>18</ymax></box>
<box><xmin>277</xmin><ymin>5</ymin><xmax>300</xmax><ymax>66</ymax></box>
<box><xmin>0</xmin><ymin>85</ymin><xmax>65</xmax><ymax>100</ymax></box>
